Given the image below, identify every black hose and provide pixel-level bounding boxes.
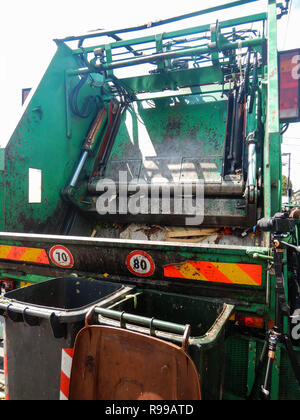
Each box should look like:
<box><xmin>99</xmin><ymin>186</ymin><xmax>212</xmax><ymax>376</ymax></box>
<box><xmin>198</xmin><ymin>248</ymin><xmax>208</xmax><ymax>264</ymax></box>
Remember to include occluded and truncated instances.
<box><xmin>69</xmin><ymin>74</ymin><xmax>103</xmax><ymax>119</ymax></box>
<box><xmin>249</xmin><ymin>52</ymin><xmax>258</xmax><ymax>114</ymax></box>
<box><xmin>238</xmin><ymin>48</ymin><xmax>252</xmax><ymax>104</ymax></box>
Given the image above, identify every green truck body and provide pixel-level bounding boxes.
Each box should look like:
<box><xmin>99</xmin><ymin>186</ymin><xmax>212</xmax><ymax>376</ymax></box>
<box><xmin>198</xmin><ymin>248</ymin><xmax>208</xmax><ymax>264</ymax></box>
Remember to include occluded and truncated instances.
<box><xmin>0</xmin><ymin>0</ymin><xmax>299</xmax><ymax>400</ymax></box>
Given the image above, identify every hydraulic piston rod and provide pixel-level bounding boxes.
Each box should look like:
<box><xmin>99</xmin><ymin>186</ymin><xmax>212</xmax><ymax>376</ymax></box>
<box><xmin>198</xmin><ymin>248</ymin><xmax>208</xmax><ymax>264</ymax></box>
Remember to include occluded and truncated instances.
<box><xmin>94</xmin><ymin>38</ymin><xmax>264</xmax><ymax>71</ymax></box>
<box><xmin>66</xmin><ymin>37</ymin><xmax>264</xmax><ymax>76</ymax></box>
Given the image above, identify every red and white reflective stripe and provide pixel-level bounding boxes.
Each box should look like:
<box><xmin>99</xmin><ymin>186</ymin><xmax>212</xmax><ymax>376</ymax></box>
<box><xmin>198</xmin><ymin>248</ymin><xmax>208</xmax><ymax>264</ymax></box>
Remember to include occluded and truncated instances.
<box><xmin>60</xmin><ymin>348</ymin><xmax>74</xmax><ymax>400</ymax></box>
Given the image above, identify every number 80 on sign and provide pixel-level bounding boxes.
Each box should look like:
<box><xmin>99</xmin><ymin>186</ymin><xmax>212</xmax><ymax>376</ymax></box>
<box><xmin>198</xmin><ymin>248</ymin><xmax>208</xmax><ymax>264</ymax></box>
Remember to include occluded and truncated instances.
<box><xmin>126</xmin><ymin>251</ymin><xmax>155</xmax><ymax>277</ymax></box>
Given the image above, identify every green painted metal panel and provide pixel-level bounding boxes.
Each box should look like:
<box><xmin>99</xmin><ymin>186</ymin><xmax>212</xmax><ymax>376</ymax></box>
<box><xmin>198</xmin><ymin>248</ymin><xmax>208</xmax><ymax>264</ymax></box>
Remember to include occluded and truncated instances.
<box><xmin>0</xmin><ymin>149</ymin><xmax>5</xmax><ymax>172</ymax></box>
<box><xmin>121</xmin><ymin>66</ymin><xmax>224</xmax><ymax>93</ymax></box>
<box><xmin>2</xmin><ymin>43</ymin><xmax>102</xmax><ymax>233</ymax></box>
<box><xmin>0</xmin><ymin>0</ymin><xmax>297</xmax><ymax>401</ymax></box>
<box><xmin>107</xmin><ymin>97</ymin><xmax>227</xmax><ymax>183</ymax></box>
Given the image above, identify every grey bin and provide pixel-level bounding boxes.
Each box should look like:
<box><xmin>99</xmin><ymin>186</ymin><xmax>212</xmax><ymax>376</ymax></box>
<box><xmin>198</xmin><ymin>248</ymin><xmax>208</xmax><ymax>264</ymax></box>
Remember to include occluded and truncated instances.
<box><xmin>0</xmin><ymin>277</ymin><xmax>131</xmax><ymax>400</ymax></box>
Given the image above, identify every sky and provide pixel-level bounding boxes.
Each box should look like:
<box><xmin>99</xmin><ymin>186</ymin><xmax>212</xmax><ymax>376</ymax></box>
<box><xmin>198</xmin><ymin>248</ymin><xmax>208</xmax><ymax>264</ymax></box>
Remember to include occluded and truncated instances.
<box><xmin>0</xmin><ymin>0</ymin><xmax>299</xmax><ymax>187</ymax></box>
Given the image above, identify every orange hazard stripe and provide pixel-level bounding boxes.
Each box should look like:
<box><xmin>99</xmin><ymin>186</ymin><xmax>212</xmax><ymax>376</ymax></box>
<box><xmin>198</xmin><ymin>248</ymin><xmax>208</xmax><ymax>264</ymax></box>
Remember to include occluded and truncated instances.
<box><xmin>164</xmin><ymin>261</ymin><xmax>262</xmax><ymax>286</ymax></box>
<box><xmin>0</xmin><ymin>245</ymin><xmax>49</xmax><ymax>265</ymax></box>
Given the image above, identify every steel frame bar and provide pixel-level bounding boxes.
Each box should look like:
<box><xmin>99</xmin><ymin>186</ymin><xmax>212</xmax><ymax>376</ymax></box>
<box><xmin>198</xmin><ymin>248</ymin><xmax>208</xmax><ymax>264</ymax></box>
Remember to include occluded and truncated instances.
<box><xmin>66</xmin><ymin>37</ymin><xmax>264</xmax><ymax>76</ymax></box>
<box><xmin>264</xmin><ymin>0</ymin><xmax>281</xmax><ymax>220</ymax></box>
<box><xmin>0</xmin><ymin>231</ymin><xmax>269</xmax><ymax>253</ymax></box>
<box><xmin>56</xmin><ymin>0</ymin><xmax>261</xmax><ymax>44</ymax></box>
<box><xmin>69</xmin><ymin>13</ymin><xmax>267</xmax><ymax>56</ymax></box>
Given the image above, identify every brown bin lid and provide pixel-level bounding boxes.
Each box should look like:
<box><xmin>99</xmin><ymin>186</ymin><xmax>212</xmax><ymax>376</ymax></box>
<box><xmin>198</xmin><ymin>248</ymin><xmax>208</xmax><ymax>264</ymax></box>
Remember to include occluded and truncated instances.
<box><xmin>69</xmin><ymin>325</ymin><xmax>201</xmax><ymax>400</ymax></box>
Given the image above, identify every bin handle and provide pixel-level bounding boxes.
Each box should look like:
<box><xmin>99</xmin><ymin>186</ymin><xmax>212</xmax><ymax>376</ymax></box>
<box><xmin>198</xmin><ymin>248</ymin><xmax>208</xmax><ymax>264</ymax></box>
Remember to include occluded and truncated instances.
<box><xmin>85</xmin><ymin>306</ymin><xmax>95</xmax><ymax>327</ymax></box>
<box><xmin>85</xmin><ymin>306</ymin><xmax>191</xmax><ymax>351</ymax></box>
<box><xmin>0</xmin><ymin>302</ymin><xmax>66</xmax><ymax>339</ymax></box>
<box><xmin>182</xmin><ymin>324</ymin><xmax>191</xmax><ymax>353</ymax></box>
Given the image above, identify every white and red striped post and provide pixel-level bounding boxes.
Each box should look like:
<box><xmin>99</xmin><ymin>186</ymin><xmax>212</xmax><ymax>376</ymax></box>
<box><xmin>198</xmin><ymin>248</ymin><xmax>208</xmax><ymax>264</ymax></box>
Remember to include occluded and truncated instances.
<box><xmin>60</xmin><ymin>348</ymin><xmax>74</xmax><ymax>400</ymax></box>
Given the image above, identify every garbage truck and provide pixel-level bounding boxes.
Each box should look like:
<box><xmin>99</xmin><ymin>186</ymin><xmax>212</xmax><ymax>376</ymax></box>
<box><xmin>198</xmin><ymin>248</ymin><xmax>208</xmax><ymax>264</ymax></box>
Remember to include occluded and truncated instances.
<box><xmin>0</xmin><ymin>0</ymin><xmax>300</xmax><ymax>401</ymax></box>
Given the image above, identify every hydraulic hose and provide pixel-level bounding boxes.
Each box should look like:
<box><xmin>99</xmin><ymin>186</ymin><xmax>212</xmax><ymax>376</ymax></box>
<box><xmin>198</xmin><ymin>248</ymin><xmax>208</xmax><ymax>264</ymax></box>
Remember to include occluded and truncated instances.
<box><xmin>69</xmin><ymin>74</ymin><xmax>102</xmax><ymax>118</ymax></box>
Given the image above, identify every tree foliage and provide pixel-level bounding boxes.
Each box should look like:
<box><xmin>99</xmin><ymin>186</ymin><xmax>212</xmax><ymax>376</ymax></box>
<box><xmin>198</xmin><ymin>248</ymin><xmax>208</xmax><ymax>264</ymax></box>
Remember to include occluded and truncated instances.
<box><xmin>282</xmin><ymin>175</ymin><xmax>293</xmax><ymax>196</ymax></box>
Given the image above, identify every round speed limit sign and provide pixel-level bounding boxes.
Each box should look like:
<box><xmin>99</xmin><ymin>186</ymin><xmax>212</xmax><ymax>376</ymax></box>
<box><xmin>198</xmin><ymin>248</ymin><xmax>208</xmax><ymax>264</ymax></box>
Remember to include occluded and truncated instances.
<box><xmin>126</xmin><ymin>251</ymin><xmax>155</xmax><ymax>277</ymax></box>
<box><xmin>49</xmin><ymin>245</ymin><xmax>74</xmax><ymax>268</ymax></box>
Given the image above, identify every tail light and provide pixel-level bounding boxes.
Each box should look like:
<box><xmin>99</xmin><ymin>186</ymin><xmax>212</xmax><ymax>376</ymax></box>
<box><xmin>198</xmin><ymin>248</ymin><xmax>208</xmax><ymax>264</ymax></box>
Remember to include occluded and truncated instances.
<box><xmin>231</xmin><ymin>313</ymin><xmax>264</xmax><ymax>329</ymax></box>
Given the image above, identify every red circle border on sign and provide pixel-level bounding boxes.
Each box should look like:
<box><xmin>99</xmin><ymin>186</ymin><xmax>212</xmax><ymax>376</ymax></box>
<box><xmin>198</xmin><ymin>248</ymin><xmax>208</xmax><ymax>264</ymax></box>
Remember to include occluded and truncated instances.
<box><xmin>126</xmin><ymin>250</ymin><xmax>155</xmax><ymax>277</ymax></box>
<box><xmin>49</xmin><ymin>245</ymin><xmax>74</xmax><ymax>269</ymax></box>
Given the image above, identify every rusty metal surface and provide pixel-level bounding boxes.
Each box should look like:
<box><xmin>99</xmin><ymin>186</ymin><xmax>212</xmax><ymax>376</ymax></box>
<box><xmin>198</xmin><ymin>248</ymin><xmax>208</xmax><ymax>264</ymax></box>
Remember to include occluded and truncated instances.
<box><xmin>0</xmin><ymin>232</ymin><xmax>268</xmax><ymax>305</ymax></box>
<box><xmin>69</xmin><ymin>325</ymin><xmax>201</xmax><ymax>400</ymax></box>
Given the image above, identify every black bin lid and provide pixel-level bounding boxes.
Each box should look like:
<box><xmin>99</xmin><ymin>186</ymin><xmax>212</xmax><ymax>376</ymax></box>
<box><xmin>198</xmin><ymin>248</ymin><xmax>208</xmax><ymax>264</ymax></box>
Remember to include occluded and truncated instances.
<box><xmin>4</xmin><ymin>277</ymin><xmax>123</xmax><ymax>312</ymax></box>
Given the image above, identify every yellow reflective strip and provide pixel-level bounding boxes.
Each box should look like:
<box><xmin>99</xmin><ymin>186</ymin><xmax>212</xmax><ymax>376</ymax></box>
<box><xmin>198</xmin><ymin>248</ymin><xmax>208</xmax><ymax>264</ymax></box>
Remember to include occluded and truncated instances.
<box><xmin>19</xmin><ymin>248</ymin><xmax>43</xmax><ymax>262</ymax></box>
<box><xmin>176</xmin><ymin>262</ymin><xmax>209</xmax><ymax>281</ymax></box>
<box><xmin>20</xmin><ymin>282</ymin><xmax>33</xmax><ymax>288</ymax></box>
<box><xmin>212</xmin><ymin>262</ymin><xmax>258</xmax><ymax>286</ymax></box>
<box><xmin>0</xmin><ymin>246</ymin><xmax>12</xmax><ymax>259</ymax></box>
